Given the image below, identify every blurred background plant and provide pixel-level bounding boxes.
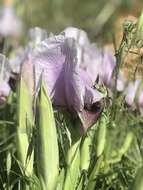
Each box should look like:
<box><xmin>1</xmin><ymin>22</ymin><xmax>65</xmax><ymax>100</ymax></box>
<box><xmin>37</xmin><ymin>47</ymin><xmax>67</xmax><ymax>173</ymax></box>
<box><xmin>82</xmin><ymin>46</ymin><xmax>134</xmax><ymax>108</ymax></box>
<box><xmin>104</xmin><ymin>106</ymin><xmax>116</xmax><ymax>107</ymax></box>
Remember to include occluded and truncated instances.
<box><xmin>0</xmin><ymin>0</ymin><xmax>141</xmax><ymax>43</ymax></box>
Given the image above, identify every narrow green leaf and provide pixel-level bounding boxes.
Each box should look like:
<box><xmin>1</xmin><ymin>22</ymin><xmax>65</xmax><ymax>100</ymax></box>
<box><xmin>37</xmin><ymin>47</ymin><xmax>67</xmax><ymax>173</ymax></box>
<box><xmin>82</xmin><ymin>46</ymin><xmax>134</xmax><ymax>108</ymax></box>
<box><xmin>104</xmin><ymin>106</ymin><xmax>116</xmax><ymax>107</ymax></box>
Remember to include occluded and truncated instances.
<box><xmin>132</xmin><ymin>166</ymin><xmax>143</xmax><ymax>190</ymax></box>
<box><xmin>36</xmin><ymin>79</ymin><xmax>59</xmax><ymax>190</ymax></box>
<box><xmin>96</xmin><ymin>113</ymin><xmax>107</xmax><ymax>157</ymax></box>
<box><xmin>56</xmin><ymin>168</ymin><xmax>65</xmax><ymax>190</ymax></box>
<box><xmin>76</xmin><ymin>171</ymin><xmax>87</xmax><ymax>190</ymax></box>
<box><xmin>6</xmin><ymin>151</ymin><xmax>11</xmax><ymax>177</ymax></box>
<box><xmin>17</xmin><ymin>77</ymin><xmax>34</xmax><ymax>176</ymax></box>
<box><xmin>80</xmin><ymin>126</ymin><xmax>96</xmax><ymax>171</ymax></box>
<box><xmin>118</xmin><ymin>132</ymin><xmax>133</xmax><ymax>155</ymax></box>
<box><xmin>85</xmin><ymin>155</ymin><xmax>103</xmax><ymax>190</ymax></box>
<box><xmin>63</xmin><ymin>140</ymin><xmax>81</xmax><ymax>190</ymax></box>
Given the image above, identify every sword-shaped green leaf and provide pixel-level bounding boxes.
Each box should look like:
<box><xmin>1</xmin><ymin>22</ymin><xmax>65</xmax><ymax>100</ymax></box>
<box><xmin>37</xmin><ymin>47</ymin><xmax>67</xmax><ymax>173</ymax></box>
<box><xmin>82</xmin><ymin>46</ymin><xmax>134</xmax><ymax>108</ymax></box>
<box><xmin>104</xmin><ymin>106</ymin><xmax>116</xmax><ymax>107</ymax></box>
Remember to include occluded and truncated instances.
<box><xmin>63</xmin><ymin>140</ymin><xmax>81</xmax><ymax>190</ymax></box>
<box><xmin>36</xmin><ymin>78</ymin><xmax>59</xmax><ymax>190</ymax></box>
<box><xmin>17</xmin><ymin>77</ymin><xmax>34</xmax><ymax>176</ymax></box>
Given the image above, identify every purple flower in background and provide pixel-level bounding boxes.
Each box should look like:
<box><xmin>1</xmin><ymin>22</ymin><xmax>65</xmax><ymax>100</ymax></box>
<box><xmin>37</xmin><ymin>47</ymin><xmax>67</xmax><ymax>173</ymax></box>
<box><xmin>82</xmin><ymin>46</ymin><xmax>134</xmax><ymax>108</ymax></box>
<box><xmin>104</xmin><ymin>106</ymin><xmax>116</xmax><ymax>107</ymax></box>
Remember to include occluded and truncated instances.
<box><xmin>0</xmin><ymin>54</ymin><xmax>11</xmax><ymax>81</ymax></box>
<box><xmin>9</xmin><ymin>47</ymin><xmax>26</xmax><ymax>74</ymax></box>
<box><xmin>125</xmin><ymin>80</ymin><xmax>140</xmax><ymax>106</ymax></box>
<box><xmin>124</xmin><ymin>79</ymin><xmax>143</xmax><ymax>110</ymax></box>
<box><xmin>98</xmin><ymin>48</ymin><xmax>116</xmax><ymax>86</ymax></box>
<box><xmin>0</xmin><ymin>54</ymin><xmax>11</xmax><ymax>104</ymax></box>
<box><xmin>116</xmin><ymin>71</ymin><xmax>125</xmax><ymax>92</ymax></box>
<box><xmin>82</xmin><ymin>44</ymin><xmax>119</xmax><ymax>91</ymax></box>
<box><xmin>0</xmin><ymin>4</ymin><xmax>22</xmax><ymax>38</ymax></box>
<box><xmin>136</xmin><ymin>81</ymin><xmax>143</xmax><ymax>109</ymax></box>
<box><xmin>82</xmin><ymin>43</ymin><xmax>103</xmax><ymax>83</ymax></box>
<box><xmin>8</xmin><ymin>27</ymin><xmax>47</xmax><ymax>75</ymax></box>
<box><xmin>0</xmin><ymin>80</ymin><xmax>10</xmax><ymax>104</ymax></box>
<box><xmin>22</xmin><ymin>33</ymin><xmax>103</xmax><ymax>130</ymax></box>
<box><xmin>138</xmin><ymin>91</ymin><xmax>143</xmax><ymax>108</ymax></box>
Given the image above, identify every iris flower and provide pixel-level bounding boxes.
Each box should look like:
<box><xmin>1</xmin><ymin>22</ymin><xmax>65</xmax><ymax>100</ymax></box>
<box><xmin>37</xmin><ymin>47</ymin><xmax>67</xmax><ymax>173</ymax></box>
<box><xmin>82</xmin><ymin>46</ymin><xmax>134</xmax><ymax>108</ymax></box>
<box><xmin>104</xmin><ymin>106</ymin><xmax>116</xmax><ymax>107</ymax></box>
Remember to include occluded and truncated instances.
<box><xmin>0</xmin><ymin>4</ymin><xmax>21</xmax><ymax>38</ymax></box>
<box><xmin>22</xmin><ymin>33</ymin><xmax>103</xmax><ymax>130</ymax></box>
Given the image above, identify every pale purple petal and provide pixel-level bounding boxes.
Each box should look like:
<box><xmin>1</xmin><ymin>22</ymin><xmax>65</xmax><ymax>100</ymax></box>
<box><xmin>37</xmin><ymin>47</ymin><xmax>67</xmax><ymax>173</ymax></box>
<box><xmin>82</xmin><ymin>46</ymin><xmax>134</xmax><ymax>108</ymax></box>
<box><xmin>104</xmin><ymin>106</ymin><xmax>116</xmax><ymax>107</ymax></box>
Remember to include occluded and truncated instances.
<box><xmin>9</xmin><ymin>47</ymin><xmax>26</xmax><ymax>73</ymax></box>
<box><xmin>79</xmin><ymin>68</ymin><xmax>93</xmax><ymax>87</ymax></box>
<box><xmin>138</xmin><ymin>91</ymin><xmax>143</xmax><ymax>108</ymax></box>
<box><xmin>32</xmin><ymin>34</ymin><xmax>66</xmax><ymax>100</ymax></box>
<box><xmin>0</xmin><ymin>54</ymin><xmax>11</xmax><ymax>82</ymax></box>
<box><xmin>32</xmin><ymin>35</ymin><xmax>85</xmax><ymax>111</ymax></box>
<box><xmin>28</xmin><ymin>27</ymin><xmax>47</xmax><ymax>46</ymax></box>
<box><xmin>62</xmin><ymin>38</ymin><xmax>85</xmax><ymax>111</ymax></box>
<box><xmin>64</xmin><ymin>27</ymin><xmax>90</xmax><ymax>67</ymax></box>
<box><xmin>21</xmin><ymin>51</ymin><xmax>34</xmax><ymax>97</ymax></box>
<box><xmin>80</xmin><ymin>42</ymin><xmax>116</xmax><ymax>86</ymax></box>
<box><xmin>125</xmin><ymin>80</ymin><xmax>140</xmax><ymax>106</ymax></box>
<box><xmin>116</xmin><ymin>71</ymin><xmax>125</xmax><ymax>92</ymax></box>
<box><xmin>0</xmin><ymin>54</ymin><xmax>11</xmax><ymax>104</ymax></box>
<box><xmin>0</xmin><ymin>81</ymin><xmax>10</xmax><ymax>104</ymax></box>
<box><xmin>64</xmin><ymin>27</ymin><xmax>90</xmax><ymax>47</ymax></box>
<box><xmin>64</xmin><ymin>27</ymin><xmax>116</xmax><ymax>87</ymax></box>
<box><xmin>98</xmin><ymin>48</ymin><xmax>116</xmax><ymax>86</ymax></box>
<box><xmin>83</xmin><ymin>43</ymin><xmax>103</xmax><ymax>83</ymax></box>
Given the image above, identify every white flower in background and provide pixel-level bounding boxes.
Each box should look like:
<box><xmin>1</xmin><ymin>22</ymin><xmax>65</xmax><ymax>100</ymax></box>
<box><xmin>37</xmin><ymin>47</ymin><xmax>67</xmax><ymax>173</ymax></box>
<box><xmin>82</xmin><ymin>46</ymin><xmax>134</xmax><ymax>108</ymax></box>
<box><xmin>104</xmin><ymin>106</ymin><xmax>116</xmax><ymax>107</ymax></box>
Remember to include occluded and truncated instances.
<box><xmin>8</xmin><ymin>27</ymin><xmax>47</xmax><ymax>74</ymax></box>
<box><xmin>116</xmin><ymin>71</ymin><xmax>125</xmax><ymax>92</ymax></box>
<box><xmin>0</xmin><ymin>5</ymin><xmax>22</xmax><ymax>37</ymax></box>
<box><xmin>9</xmin><ymin>47</ymin><xmax>26</xmax><ymax>73</ymax></box>
<box><xmin>28</xmin><ymin>27</ymin><xmax>48</xmax><ymax>47</ymax></box>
